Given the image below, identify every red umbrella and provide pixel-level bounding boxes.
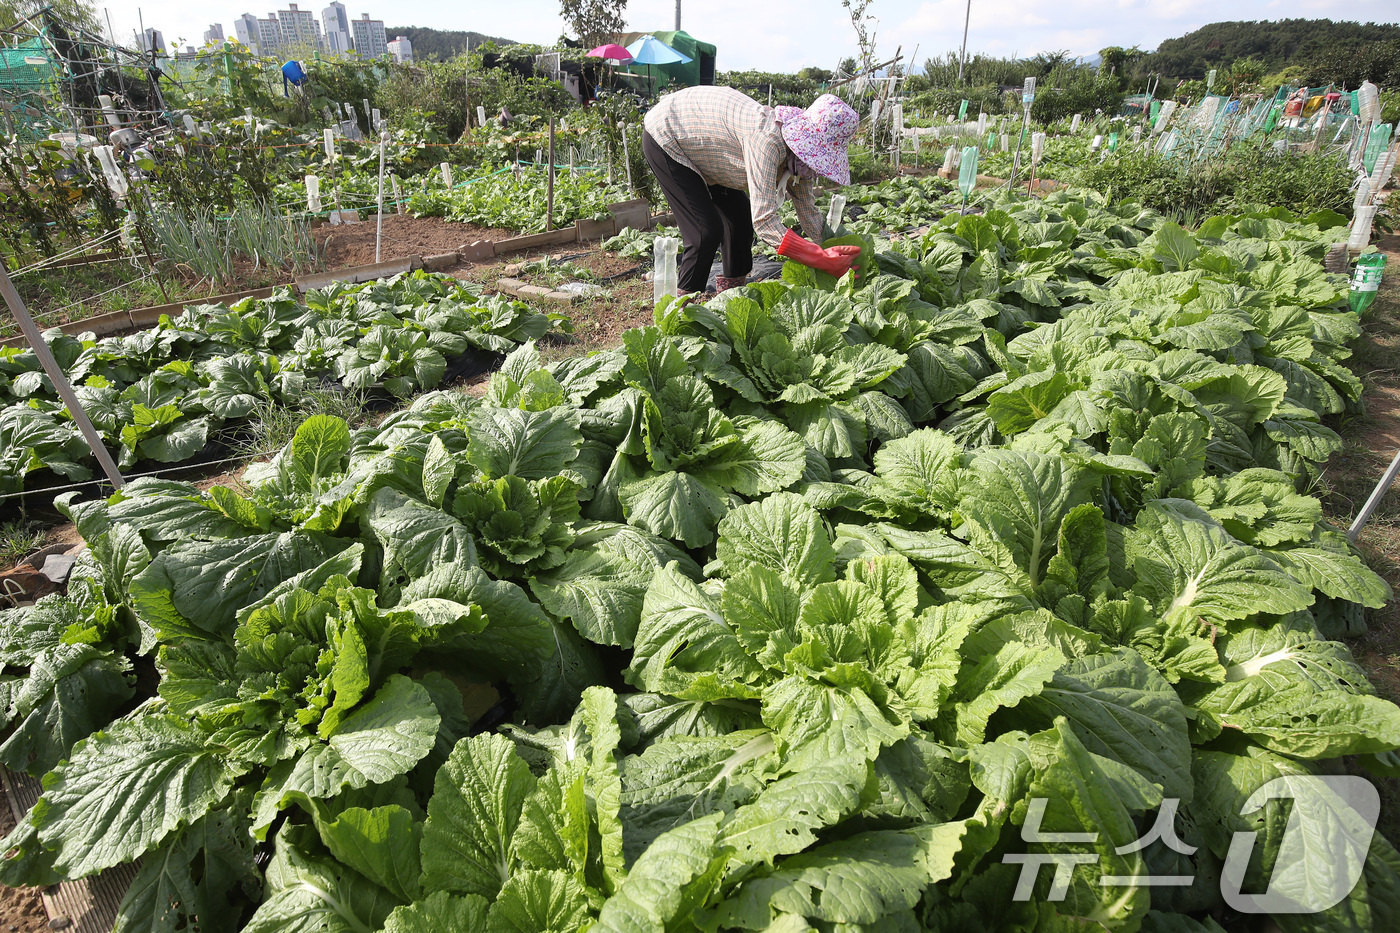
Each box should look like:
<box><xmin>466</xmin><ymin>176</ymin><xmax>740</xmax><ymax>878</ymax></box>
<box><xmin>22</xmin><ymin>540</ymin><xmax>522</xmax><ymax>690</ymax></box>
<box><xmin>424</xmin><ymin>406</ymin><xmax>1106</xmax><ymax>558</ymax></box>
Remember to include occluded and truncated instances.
<box><xmin>587</xmin><ymin>44</ymin><xmax>633</xmax><ymax>63</ymax></box>
<box><xmin>587</xmin><ymin>44</ymin><xmax>633</xmax><ymax>98</ymax></box>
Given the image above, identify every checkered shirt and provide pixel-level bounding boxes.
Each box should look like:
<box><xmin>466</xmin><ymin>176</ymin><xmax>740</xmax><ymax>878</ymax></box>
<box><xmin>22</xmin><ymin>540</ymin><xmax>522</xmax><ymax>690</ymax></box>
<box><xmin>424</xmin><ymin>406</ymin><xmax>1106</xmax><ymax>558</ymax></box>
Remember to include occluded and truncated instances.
<box><xmin>644</xmin><ymin>86</ymin><xmax>824</xmax><ymax>247</ymax></box>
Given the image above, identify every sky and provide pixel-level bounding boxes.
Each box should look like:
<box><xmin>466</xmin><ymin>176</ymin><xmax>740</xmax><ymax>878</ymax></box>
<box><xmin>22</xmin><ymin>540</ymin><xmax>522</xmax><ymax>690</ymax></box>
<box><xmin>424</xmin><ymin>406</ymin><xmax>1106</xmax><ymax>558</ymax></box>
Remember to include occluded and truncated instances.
<box><xmin>105</xmin><ymin>0</ymin><xmax>1398</xmax><ymax>73</ymax></box>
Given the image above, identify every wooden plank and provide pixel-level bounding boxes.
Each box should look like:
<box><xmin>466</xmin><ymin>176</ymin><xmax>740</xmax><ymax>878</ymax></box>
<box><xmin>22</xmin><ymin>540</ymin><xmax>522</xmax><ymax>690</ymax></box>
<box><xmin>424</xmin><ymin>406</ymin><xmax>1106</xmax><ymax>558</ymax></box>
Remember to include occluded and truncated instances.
<box><xmin>576</xmin><ymin>218</ymin><xmax>615</xmax><ymax>241</ymax></box>
<box><xmin>294</xmin><ymin>257</ymin><xmax>414</xmax><ymax>291</ymax></box>
<box><xmin>608</xmin><ymin>198</ymin><xmax>651</xmax><ymax>233</ymax></box>
<box><xmin>128</xmin><ymin>286</ymin><xmax>280</xmax><ymax>328</ymax></box>
<box><xmin>1</xmin><ymin>765</ymin><xmax>137</xmax><ymax>933</ymax></box>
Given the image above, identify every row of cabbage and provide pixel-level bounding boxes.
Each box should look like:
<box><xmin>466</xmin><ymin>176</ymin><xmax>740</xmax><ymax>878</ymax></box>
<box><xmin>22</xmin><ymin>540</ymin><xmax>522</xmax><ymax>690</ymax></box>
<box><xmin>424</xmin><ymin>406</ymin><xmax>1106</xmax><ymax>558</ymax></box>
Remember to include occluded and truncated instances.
<box><xmin>0</xmin><ymin>189</ymin><xmax>1396</xmax><ymax>933</ymax></box>
<box><xmin>0</xmin><ymin>272</ymin><xmax>568</xmax><ymax>493</ymax></box>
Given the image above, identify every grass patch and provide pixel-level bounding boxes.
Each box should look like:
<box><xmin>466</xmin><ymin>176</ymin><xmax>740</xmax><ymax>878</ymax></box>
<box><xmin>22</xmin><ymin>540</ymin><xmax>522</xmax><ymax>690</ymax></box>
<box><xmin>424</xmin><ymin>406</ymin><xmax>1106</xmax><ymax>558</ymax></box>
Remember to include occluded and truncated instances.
<box><xmin>231</xmin><ymin>385</ymin><xmax>373</xmax><ymax>460</ymax></box>
<box><xmin>0</xmin><ymin>519</ymin><xmax>45</xmax><ymax>569</ymax></box>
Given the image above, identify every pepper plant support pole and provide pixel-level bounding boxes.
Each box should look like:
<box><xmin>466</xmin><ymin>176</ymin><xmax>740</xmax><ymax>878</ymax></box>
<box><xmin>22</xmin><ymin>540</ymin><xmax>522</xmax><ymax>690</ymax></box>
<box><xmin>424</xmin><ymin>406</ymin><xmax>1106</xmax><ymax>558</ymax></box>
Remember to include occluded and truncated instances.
<box><xmin>1348</xmin><ymin>448</ymin><xmax>1400</xmax><ymax>543</ymax></box>
<box><xmin>957</xmin><ymin>0</ymin><xmax>972</xmax><ymax>84</ymax></box>
<box><xmin>0</xmin><ymin>266</ymin><xmax>124</xmax><ymax>489</ymax></box>
<box><xmin>375</xmin><ymin>124</ymin><xmax>387</xmax><ymax>263</ymax></box>
<box><xmin>546</xmin><ymin>116</ymin><xmax>556</xmax><ymax>232</ymax></box>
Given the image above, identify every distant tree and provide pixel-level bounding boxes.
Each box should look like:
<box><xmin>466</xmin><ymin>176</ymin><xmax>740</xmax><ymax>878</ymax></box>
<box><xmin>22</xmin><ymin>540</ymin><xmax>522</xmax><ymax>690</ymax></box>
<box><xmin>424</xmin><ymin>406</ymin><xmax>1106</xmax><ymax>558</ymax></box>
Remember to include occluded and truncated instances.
<box><xmin>1303</xmin><ymin>38</ymin><xmax>1400</xmax><ymax>89</ymax></box>
<box><xmin>0</xmin><ymin>0</ymin><xmax>100</xmax><ymax>35</ymax></box>
<box><xmin>385</xmin><ymin>27</ymin><xmax>516</xmax><ymax>62</ymax></box>
<box><xmin>1228</xmin><ymin>55</ymin><xmax>1267</xmax><ymax>87</ymax></box>
<box><xmin>1142</xmin><ymin>19</ymin><xmax>1400</xmax><ymax>81</ymax></box>
<box><xmin>839</xmin><ymin>56</ymin><xmax>858</xmax><ymax>76</ymax></box>
<box><xmin>559</xmin><ymin>0</ymin><xmax>627</xmax><ymax>51</ymax></box>
<box><xmin>1097</xmin><ymin>46</ymin><xmax>1144</xmax><ymax>83</ymax></box>
<box><xmin>841</xmin><ymin>0</ymin><xmax>878</xmax><ymax>73</ymax></box>
<box><xmin>800</xmin><ymin>66</ymin><xmax>834</xmax><ymax>83</ymax></box>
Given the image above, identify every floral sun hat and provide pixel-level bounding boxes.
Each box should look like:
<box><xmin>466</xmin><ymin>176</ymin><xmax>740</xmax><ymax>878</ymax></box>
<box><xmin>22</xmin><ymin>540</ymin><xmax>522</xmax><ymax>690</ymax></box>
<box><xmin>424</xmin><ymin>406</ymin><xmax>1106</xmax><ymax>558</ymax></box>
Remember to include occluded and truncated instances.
<box><xmin>773</xmin><ymin>94</ymin><xmax>860</xmax><ymax>186</ymax></box>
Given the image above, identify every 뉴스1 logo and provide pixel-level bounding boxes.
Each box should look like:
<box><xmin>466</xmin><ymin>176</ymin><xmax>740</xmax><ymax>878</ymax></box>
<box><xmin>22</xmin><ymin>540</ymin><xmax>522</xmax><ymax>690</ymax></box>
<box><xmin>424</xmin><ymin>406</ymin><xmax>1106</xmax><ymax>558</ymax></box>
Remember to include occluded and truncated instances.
<box><xmin>1004</xmin><ymin>775</ymin><xmax>1380</xmax><ymax>914</ymax></box>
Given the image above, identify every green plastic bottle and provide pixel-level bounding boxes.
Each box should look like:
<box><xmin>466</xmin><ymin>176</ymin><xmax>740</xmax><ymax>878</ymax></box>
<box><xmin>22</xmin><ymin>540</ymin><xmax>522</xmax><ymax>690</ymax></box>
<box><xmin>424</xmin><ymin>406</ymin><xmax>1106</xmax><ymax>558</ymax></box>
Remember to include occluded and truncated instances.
<box><xmin>1350</xmin><ymin>254</ymin><xmax>1386</xmax><ymax>317</ymax></box>
<box><xmin>958</xmin><ymin>146</ymin><xmax>979</xmax><ymax>203</ymax></box>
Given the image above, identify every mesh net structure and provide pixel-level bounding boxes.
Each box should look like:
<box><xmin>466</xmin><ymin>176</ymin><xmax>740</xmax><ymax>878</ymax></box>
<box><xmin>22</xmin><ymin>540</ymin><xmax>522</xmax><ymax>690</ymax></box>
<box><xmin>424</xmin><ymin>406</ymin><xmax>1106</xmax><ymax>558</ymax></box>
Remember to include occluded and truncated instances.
<box><xmin>0</xmin><ymin>37</ymin><xmax>62</xmax><ymax>140</ymax></box>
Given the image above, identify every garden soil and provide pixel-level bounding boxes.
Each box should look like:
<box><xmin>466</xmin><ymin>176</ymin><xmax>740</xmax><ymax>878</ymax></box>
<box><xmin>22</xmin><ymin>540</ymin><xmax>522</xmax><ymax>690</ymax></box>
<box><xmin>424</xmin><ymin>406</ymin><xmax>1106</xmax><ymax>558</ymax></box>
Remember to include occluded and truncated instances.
<box><xmin>0</xmin><ymin>786</ymin><xmax>50</xmax><ymax>933</ymax></box>
<box><xmin>319</xmin><ymin>215</ymin><xmax>518</xmax><ymax>269</ymax></box>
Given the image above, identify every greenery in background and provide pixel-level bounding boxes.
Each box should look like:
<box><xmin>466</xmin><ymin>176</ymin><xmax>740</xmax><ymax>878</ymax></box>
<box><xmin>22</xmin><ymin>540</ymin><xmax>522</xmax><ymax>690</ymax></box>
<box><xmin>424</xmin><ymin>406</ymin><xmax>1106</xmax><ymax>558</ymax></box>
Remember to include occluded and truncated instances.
<box><xmin>558</xmin><ymin>0</ymin><xmax>627</xmax><ymax>52</ymax></box>
<box><xmin>408</xmin><ymin>165</ymin><xmax>630</xmax><ymax>232</ymax></box>
<box><xmin>909</xmin><ymin>49</ymin><xmax>1131</xmax><ymax>124</ymax></box>
<box><xmin>1145</xmin><ymin>19</ymin><xmax>1400</xmax><ymax>83</ymax></box>
<box><xmin>717</xmin><ymin>68</ymin><xmax>837</xmax><ymax>108</ymax></box>
<box><xmin>378</xmin><ymin>27</ymin><xmax>514</xmax><ymax>62</ymax></box>
<box><xmin>1073</xmin><ymin>140</ymin><xmax>1356</xmax><ymax>219</ymax></box>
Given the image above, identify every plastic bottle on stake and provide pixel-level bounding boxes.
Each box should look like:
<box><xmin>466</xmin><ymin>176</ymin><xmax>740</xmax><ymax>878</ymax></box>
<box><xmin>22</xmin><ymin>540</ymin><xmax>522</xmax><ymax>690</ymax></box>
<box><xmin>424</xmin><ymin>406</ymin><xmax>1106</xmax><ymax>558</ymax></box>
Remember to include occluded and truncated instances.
<box><xmin>825</xmin><ymin>195</ymin><xmax>847</xmax><ymax>234</ymax></box>
<box><xmin>958</xmin><ymin>146</ymin><xmax>979</xmax><ymax>208</ymax></box>
<box><xmin>306</xmin><ymin>174</ymin><xmax>321</xmax><ymax>213</ymax></box>
<box><xmin>1354</xmin><ymin>180</ymin><xmax>1372</xmax><ymax>214</ymax></box>
<box><xmin>1350</xmin><ymin>206</ymin><xmax>1377</xmax><ymax>251</ymax></box>
<box><xmin>653</xmin><ymin>237</ymin><xmax>679</xmax><ymax>302</ymax></box>
<box><xmin>1350</xmin><ymin>255</ymin><xmax>1385</xmax><ymax>316</ymax></box>
<box><xmin>1364</xmin><ymin>124</ymin><xmax>1392</xmax><ymax>174</ymax></box>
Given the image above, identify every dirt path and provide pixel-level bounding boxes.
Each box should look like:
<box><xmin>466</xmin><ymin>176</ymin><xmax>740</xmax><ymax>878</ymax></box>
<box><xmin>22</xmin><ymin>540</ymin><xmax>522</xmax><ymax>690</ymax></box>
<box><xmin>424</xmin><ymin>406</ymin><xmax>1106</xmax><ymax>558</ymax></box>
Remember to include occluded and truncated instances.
<box><xmin>1326</xmin><ymin>229</ymin><xmax>1400</xmax><ymax>714</ymax></box>
<box><xmin>0</xmin><ymin>780</ymin><xmax>50</xmax><ymax>933</ymax></box>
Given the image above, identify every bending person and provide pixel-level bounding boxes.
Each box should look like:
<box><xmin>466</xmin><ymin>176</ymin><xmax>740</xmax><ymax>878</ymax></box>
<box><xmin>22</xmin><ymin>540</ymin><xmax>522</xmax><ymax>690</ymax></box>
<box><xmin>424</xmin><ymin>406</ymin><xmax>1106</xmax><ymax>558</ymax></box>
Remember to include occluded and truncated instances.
<box><xmin>641</xmin><ymin>86</ymin><xmax>862</xmax><ymax>295</ymax></box>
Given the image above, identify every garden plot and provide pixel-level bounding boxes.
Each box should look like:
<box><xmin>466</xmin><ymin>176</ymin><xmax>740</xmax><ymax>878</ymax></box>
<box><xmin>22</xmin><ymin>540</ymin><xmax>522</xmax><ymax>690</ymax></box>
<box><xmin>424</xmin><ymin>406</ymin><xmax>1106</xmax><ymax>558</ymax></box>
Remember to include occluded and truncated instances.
<box><xmin>0</xmin><ymin>271</ymin><xmax>566</xmax><ymax>494</ymax></box>
<box><xmin>0</xmin><ymin>188</ymin><xmax>1397</xmax><ymax>933</ymax></box>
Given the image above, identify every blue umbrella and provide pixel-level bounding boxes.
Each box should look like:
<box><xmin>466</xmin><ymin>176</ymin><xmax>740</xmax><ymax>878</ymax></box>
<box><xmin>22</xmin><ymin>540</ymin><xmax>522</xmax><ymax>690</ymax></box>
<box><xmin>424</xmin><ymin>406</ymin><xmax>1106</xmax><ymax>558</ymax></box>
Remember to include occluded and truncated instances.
<box><xmin>625</xmin><ymin>35</ymin><xmax>691</xmax><ymax>95</ymax></box>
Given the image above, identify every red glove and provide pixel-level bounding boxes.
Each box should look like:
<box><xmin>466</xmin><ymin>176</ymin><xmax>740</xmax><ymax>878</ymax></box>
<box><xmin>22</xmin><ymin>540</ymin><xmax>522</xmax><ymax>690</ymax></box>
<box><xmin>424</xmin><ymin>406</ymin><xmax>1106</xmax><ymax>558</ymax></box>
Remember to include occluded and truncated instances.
<box><xmin>777</xmin><ymin>229</ymin><xmax>862</xmax><ymax>279</ymax></box>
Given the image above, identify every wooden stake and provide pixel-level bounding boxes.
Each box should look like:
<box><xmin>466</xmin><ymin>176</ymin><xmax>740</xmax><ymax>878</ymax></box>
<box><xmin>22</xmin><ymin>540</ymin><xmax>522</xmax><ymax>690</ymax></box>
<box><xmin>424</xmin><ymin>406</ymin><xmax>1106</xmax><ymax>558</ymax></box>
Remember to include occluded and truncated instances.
<box><xmin>0</xmin><ymin>266</ymin><xmax>124</xmax><ymax>489</ymax></box>
<box><xmin>546</xmin><ymin>116</ymin><xmax>556</xmax><ymax>232</ymax></box>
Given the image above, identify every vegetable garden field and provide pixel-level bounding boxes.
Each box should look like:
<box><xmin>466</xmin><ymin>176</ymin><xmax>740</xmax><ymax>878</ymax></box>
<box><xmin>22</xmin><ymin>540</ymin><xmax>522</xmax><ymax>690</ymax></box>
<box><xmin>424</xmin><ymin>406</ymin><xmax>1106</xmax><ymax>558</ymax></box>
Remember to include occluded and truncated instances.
<box><xmin>2</xmin><ymin>16</ymin><xmax>1399</xmax><ymax>932</ymax></box>
<box><xmin>2</xmin><ymin>185</ymin><xmax>1399</xmax><ymax>933</ymax></box>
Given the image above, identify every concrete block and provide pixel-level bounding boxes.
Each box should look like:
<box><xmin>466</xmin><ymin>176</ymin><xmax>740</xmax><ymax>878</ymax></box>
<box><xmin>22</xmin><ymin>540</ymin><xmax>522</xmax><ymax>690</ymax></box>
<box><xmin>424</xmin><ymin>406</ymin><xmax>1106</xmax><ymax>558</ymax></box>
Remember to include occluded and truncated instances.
<box><xmin>422</xmin><ymin>252</ymin><xmax>460</xmax><ymax>272</ymax></box>
<box><xmin>460</xmin><ymin>240</ymin><xmax>497</xmax><ymax>262</ymax></box>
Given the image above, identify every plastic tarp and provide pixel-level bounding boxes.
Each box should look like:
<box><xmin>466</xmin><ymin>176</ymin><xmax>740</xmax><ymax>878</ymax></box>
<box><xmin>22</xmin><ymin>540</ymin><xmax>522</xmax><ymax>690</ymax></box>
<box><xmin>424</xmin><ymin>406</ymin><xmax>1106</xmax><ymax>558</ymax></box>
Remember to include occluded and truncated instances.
<box><xmin>615</xmin><ymin>30</ymin><xmax>716</xmax><ymax>88</ymax></box>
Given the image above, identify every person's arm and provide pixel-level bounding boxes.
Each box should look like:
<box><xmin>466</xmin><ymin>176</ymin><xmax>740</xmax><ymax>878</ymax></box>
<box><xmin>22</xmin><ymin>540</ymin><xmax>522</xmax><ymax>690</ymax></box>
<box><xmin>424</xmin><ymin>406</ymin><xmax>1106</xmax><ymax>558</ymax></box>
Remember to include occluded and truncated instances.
<box><xmin>791</xmin><ymin>175</ymin><xmax>825</xmax><ymax>240</ymax></box>
<box><xmin>744</xmin><ymin>130</ymin><xmax>859</xmax><ymax>278</ymax></box>
<box><xmin>742</xmin><ymin>134</ymin><xmax>789</xmax><ymax>248</ymax></box>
